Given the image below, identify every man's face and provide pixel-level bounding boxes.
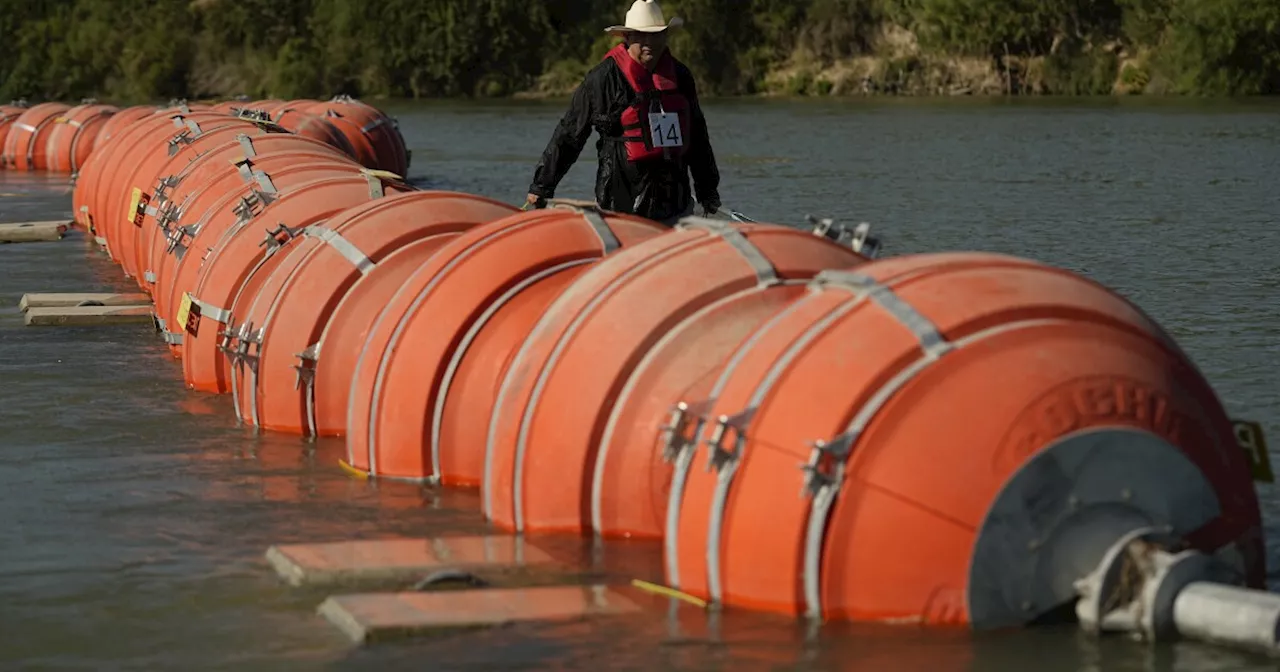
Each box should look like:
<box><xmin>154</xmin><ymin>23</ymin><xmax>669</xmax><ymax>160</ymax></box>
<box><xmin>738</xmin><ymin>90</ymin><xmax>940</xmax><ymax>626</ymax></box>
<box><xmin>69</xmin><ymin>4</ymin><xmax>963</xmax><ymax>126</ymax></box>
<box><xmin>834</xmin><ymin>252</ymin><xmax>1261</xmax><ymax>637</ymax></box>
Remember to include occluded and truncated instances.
<box><xmin>625</xmin><ymin>30</ymin><xmax>668</xmax><ymax>67</ymax></box>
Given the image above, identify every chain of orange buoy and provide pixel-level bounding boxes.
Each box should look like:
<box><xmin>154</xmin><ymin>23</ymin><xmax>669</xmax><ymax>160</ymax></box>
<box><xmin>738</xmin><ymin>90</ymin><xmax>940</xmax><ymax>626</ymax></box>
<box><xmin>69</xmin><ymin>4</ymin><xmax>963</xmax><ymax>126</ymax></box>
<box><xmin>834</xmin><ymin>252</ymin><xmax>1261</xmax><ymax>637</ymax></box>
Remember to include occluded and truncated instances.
<box><xmin>41</xmin><ymin>94</ymin><xmax>1278</xmax><ymax>655</ymax></box>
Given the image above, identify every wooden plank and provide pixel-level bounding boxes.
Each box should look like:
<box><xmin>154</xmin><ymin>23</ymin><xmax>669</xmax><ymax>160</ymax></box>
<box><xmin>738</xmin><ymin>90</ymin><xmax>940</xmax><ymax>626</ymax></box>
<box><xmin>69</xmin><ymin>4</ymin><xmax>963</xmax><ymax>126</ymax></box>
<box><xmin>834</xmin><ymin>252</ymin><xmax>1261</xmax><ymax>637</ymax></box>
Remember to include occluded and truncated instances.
<box><xmin>265</xmin><ymin>535</ymin><xmax>561</xmax><ymax>588</ymax></box>
<box><xmin>23</xmin><ymin>305</ymin><xmax>154</xmax><ymax>327</ymax></box>
<box><xmin>0</xmin><ymin>221</ymin><xmax>70</xmax><ymax>243</ymax></box>
<box><xmin>318</xmin><ymin>585</ymin><xmax>642</xmax><ymax>644</ymax></box>
<box><xmin>19</xmin><ymin>292</ymin><xmax>152</xmax><ymax>312</ymax></box>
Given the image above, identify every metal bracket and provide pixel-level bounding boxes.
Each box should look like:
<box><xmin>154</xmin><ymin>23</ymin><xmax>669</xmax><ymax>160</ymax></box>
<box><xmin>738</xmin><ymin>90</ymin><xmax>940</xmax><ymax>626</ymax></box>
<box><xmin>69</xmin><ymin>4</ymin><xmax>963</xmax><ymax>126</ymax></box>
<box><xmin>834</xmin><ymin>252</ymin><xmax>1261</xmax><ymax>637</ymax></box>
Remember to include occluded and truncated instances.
<box><xmin>658</xmin><ymin>399</ymin><xmax>714</xmax><ymax>463</ymax></box>
<box><xmin>259</xmin><ymin>222</ymin><xmax>303</xmax><ymax>256</ymax></box>
<box><xmin>804</xmin><ymin>214</ymin><xmax>883</xmax><ymax>258</ymax></box>
<box><xmin>703</xmin><ymin>408</ymin><xmax>756</xmax><ymax>473</ymax></box>
<box><xmin>152</xmin><ymin>174</ymin><xmax>180</xmax><ymax>205</ymax></box>
<box><xmin>167</xmin><ymin>129</ymin><xmax>195</xmax><ymax>156</ymax></box>
<box><xmin>165</xmin><ymin>222</ymin><xmax>197</xmax><ymax>255</ymax></box>
<box><xmin>292</xmin><ymin>343</ymin><xmax>320</xmax><ymax>390</ymax></box>
<box><xmin>799</xmin><ymin>432</ymin><xmax>856</xmax><ymax>498</ymax></box>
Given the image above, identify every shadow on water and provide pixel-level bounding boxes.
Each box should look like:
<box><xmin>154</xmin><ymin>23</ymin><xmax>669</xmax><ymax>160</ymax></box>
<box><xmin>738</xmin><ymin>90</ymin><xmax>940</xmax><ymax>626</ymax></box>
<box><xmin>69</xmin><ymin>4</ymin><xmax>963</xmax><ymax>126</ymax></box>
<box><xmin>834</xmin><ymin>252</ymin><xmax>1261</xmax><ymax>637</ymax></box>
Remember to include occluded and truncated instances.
<box><xmin>1</xmin><ymin>96</ymin><xmax>1279</xmax><ymax>670</ymax></box>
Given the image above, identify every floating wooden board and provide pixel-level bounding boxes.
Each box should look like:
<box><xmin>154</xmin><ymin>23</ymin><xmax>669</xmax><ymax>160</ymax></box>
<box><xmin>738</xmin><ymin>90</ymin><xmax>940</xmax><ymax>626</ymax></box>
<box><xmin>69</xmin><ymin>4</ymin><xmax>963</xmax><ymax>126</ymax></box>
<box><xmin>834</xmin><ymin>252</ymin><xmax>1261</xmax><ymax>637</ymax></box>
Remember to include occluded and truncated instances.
<box><xmin>23</xmin><ymin>305</ymin><xmax>154</xmax><ymax>327</ymax></box>
<box><xmin>0</xmin><ymin>221</ymin><xmax>70</xmax><ymax>243</ymax></box>
<box><xmin>19</xmin><ymin>292</ymin><xmax>152</xmax><ymax>311</ymax></box>
<box><xmin>265</xmin><ymin>535</ymin><xmax>562</xmax><ymax>588</ymax></box>
<box><xmin>318</xmin><ymin>585</ymin><xmax>642</xmax><ymax>644</ymax></box>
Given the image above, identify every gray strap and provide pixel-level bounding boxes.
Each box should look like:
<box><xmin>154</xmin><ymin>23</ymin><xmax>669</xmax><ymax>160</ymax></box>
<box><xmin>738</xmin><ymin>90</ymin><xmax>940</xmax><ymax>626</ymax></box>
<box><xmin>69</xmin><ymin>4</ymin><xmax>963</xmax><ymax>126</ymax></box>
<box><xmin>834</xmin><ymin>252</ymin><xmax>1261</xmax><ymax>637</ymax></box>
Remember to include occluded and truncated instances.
<box><xmin>303</xmin><ymin>226</ymin><xmax>374</xmax><ymax>274</ymax></box>
<box><xmin>679</xmin><ymin>217</ymin><xmax>777</xmax><ymax>285</ymax></box>
<box><xmin>162</xmin><ymin>330</ymin><xmax>184</xmax><ymax>345</ymax></box>
<box><xmin>253</xmin><ymin>170</ymin><xmax>277</xmax><ymax>194</ymax></box>
<box><xmin>237</xmin><ymin>134</ymin><xmax>257</xmax><ymax>158</ymax></box>
<box><xmin>360</xmin><ymin>117</ymin><xmax>386</xmax><ymax>133</ymax></box>
<box><xmin>364</xmin><ymin>172</ymin><xmax>384</xmax><ymax>199</ymax></box>
<box><xmin>144</xmin><ymin>271</ymin><xmax>157</xmax><ymax>283</ymax></box>
<box><xmin>15</xmin><ymin>123</ymin><xmax>35</xmax><ymax>132</ymax></box>
<box><xmin>192</xmin><ymin>297</ymin><xmax>232</xmax><ymax>324</ymax></box>
<box><xmin>579</xmin><ymin>208</ymin><xmax>620</xmax><ymax>253</ymax></box>
<box><xmin>233</xmin><ymin>159</ymin><xmax>254</xmax><ymax>183</ymax></box>
<box><xmin>813</xmin><ymin>269</ymin><xmax>952</xmax><ymax>359</ymax></box>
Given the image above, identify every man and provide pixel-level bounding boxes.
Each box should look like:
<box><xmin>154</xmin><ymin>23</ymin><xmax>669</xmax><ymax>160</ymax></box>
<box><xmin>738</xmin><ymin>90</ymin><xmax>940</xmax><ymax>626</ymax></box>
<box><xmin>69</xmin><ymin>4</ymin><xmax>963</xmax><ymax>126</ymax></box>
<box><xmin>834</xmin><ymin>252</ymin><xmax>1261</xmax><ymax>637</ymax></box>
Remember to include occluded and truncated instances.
<box><xmin>525</xmin><ymin>0</ymin><xmax>721</xmax><ymax>225</ymax></box>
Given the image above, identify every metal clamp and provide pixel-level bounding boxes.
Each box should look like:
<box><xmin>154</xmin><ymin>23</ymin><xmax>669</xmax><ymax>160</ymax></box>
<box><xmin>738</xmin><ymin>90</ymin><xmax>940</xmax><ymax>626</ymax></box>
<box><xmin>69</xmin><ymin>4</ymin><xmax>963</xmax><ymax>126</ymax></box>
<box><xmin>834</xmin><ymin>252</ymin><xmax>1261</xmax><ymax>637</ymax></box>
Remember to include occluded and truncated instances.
<box><xmin>799</xmin><ymin>433</ymin><xmax>856</xmax><ymax>498</ymax></box>
<box><xmin>804</xmin><ymin>214</ymin><xmax>882</xmax><ymax>258</ymax></box>
<box><xmin>702</xmin><ymin>409</ymin><xmax>755</xmax><ymax>473</ymax></box>
<box><xmin>151</xmin><ymin>175</ymin><xmax>180</xmax><ymax>205</ymax></box>
<box><xmin>259</xmin><ymin>222</ymin><xmax>303</xmax><ymax>256</ymax></box>
<box><xmin>165</xmin><ymin>222</ymin><xmax>197</xmax><ymax>255</ymax></box>
<box><xmin>659</xmin><ymin>402</ymin><xmax>692</xmax><ymax>464</ymax></box>
<box><xmin>167</xmin><ymin>129</ymin><xmax>195</xmax><ymax>156</ymax></box>
<box><xmin>292</xmin><ymin>343</ymin><xmax>320</xmax><ymax>391</ymax></box>
<box><xmin>232</xmin><ymin>191</ymin><xmax>270</xmax><ymax>224</ymax></box>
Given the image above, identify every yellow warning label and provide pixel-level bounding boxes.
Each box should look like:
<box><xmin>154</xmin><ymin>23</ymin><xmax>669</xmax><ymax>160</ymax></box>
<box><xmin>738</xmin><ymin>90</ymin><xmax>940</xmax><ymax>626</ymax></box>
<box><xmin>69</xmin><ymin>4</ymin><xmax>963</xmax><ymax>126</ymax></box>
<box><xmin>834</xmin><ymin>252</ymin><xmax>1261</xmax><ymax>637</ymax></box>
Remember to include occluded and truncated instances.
<box><xmin>53</xmin><ymin>116</ymin><xmax>68</xmax><ymax>123</ymax></box>
<box><xmin>126</xmin><ymin>187</ymin><xmax>143</xmax><ymax>223</ymax></box>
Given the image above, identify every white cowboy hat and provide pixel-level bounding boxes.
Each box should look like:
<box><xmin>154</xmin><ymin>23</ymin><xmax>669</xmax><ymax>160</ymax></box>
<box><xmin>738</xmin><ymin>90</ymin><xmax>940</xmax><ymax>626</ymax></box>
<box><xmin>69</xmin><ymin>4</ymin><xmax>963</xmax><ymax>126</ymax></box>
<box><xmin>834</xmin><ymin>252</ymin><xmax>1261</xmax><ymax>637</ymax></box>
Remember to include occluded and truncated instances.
<box><xmin>604</xmin><ymin>0</ymin><xmax>684</xmax><ymax>33</ymax></box>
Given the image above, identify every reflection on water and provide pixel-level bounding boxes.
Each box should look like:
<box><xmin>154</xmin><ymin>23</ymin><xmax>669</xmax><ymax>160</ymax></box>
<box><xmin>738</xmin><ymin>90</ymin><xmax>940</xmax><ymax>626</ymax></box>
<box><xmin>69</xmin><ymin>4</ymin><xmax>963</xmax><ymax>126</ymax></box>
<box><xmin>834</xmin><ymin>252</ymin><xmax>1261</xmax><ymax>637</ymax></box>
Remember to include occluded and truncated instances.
<box><xmin>2</xmin><ymin>97</ymin><xmax>1279</xmax><ymax>670</ymax></box>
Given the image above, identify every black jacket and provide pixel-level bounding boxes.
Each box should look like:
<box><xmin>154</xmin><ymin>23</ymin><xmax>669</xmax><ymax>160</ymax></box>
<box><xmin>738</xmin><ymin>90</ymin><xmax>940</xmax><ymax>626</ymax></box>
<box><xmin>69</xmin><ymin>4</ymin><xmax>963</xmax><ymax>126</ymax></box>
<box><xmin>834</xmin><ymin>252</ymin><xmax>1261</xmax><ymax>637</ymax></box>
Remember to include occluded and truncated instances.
<box><xmin>527</xmin><ymin>53</ymin><xmax>721</xmax><ymax>223</ymax></box>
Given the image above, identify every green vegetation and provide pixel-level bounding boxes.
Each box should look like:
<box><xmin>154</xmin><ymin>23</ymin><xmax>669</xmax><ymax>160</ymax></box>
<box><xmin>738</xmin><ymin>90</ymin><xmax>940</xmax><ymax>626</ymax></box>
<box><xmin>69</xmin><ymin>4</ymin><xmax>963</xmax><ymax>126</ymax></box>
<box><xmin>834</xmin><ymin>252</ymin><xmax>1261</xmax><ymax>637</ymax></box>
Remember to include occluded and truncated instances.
<box><xmin>1</xmin><ymin>0</ymin><xmax>1277</xmax><ymax>101</ymax></box>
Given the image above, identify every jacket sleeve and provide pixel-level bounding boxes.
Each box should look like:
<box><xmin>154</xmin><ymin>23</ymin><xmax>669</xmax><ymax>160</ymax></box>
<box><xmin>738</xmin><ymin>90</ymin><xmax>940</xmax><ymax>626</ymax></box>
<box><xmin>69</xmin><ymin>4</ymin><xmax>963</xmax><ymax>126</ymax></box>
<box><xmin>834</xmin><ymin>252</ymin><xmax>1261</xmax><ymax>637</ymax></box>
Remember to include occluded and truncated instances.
<box><xmin>528</xmin><ymin>69</ymin><xmax>600</xmax><ymax>199</ymax></box>
<box><xmin>681</xmin><ymin>69</ymin><xmax>721</xmax><ymax>209</ymax></box>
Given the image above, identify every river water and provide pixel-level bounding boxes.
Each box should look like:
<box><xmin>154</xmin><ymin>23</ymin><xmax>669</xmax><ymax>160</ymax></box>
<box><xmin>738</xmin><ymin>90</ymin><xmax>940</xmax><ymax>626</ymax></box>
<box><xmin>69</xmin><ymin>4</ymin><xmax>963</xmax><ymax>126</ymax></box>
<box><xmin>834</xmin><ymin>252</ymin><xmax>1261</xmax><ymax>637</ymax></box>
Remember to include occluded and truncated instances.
<box><xmin>1</xmin><ymin>97</ymin><xmax>1277</xmax><ymax>671</ymax></box>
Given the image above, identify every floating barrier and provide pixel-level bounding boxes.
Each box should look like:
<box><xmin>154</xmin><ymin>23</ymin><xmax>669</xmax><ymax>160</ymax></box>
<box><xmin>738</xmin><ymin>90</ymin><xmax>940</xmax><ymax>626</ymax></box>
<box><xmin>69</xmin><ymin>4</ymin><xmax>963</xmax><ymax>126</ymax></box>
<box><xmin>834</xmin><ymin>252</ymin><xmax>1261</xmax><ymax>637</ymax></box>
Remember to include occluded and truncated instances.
<box><xmin>343</xmin><ymin>203</ymin><xmax>666</xmax><ymax>484</ymax></box>
<box><xmin>0</xmin><ymin>102</ymin><xmax>28</xmax><ymax>154</ymax></box>
<box><xmin>140</xmin><ymin>135</ymin><xmax>354</xmax><ymax>308</ymax></box>
<box><xmin>302</xmin><ymin>95</ymin><xmax>409</xmax><ymax>177</ymax></box>
<box><xmin>44</xmin><ymin>102</ymin><xmax>118</xmax><ymax>175</ymax></box>
<box><xmin>12</xmin><ymin>91</ymin><xmax>1276</xmax><ymax>657</ymax></box>
<box><xmin>228</xmin><ymin>190</ymin><xmax>517</xmax><ymax>434</ymax></box>
<box><xmin>156</xmin><ymin>158</ymin><xmax>364</xmax><ymax>352</ymax></box>
<box><xmin>482</xmin><ymin>218</ymin><xmax>871</xmax><ymax>537</ymax></box>
<box><xmin>2</xmin><ymin>102</ymin><xmax>71</xmax><ymax>170</ymax></box>
<box><xmin>181</xmin><ymin>168</ymin><xmax>417</xmax><ymax>393</ymax></box>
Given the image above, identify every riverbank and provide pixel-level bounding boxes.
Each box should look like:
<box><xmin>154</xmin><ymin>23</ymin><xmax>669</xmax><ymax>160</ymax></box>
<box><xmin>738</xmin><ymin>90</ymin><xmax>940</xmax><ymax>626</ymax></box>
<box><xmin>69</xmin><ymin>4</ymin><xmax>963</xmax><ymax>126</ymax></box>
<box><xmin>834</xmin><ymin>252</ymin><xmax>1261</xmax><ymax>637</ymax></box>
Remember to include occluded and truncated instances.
<box><xmin>518</xmin><ymin>25</ymin><xmax>1167</xmax><ymax>100</ymax></box>
<box><xmin>4</xmin><ymin>0</ymin><xmax>1279</xmax><ymax>103</ymax></box>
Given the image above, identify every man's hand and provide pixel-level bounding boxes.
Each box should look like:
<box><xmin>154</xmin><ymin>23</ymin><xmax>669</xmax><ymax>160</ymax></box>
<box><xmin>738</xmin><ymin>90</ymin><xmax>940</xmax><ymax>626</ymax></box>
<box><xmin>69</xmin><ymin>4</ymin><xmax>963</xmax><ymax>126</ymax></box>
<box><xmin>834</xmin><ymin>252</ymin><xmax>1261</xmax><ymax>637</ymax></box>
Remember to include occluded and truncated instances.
<box><xmin>699</xmin><ymin>200</ymin><xmax>719</xmax><ymax>217</ymax></box>
<box><xmin>524</xmin><ymin>193</ymin><xmax>546</xmax><ymax>210</ymax></box>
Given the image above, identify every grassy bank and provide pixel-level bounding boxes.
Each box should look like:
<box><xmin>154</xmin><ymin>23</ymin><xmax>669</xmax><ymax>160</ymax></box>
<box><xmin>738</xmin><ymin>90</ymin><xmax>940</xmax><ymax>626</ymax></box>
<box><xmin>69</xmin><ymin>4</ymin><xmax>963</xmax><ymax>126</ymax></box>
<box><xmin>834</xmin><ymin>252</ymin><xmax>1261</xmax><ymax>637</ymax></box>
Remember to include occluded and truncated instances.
<box><xmin>2</xmin><ymin>0</ymin><xmax>1277</xmax><ymax>103</ymax></box>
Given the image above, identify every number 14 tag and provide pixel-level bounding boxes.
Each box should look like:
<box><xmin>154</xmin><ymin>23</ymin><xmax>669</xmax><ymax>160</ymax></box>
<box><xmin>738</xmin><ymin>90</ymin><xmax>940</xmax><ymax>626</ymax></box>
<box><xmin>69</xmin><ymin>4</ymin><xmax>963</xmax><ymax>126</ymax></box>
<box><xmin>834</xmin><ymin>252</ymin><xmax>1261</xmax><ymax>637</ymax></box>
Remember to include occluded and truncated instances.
<box><xmin>649</xmin><ymin>112</ymin><xmax>683</xmax><ymax>149</ymax></box>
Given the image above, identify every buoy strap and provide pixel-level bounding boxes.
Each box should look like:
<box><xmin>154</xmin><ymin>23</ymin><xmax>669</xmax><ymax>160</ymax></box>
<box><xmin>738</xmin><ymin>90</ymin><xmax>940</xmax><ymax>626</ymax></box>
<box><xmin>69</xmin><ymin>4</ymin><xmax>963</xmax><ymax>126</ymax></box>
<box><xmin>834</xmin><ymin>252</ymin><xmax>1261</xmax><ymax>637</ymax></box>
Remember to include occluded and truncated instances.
<box><xmin>677</xmin><ymin>216</ymin><xmax>778</xmax><ymax>286</ymax></box>
<box><xmin>236</xmin><ymin>134</ymin><xmax>258</xmax><ymax>158</ymax></box>
<box><xmin>189</xmin><ymin>296</ymin><xmax>232</xmax><ymax>324</ymax></box>
<box><xmin>796</xmin><ymin>271</ymin><xmax>962</xmax><ymax>618</ymax></box>
<box><xmin>549</xmin><ymin>200</ymin><xmax>621</xmax><ymax>253</ymax></box>
<box><xmin>812</xmin><ymin>269</ymin><xmax>951</xmax><ymax>358</ymax></box>
<box><xmin>302</xmin><ymin>225</ymin><xmax>375</xmax><ymax>274</ymax></box>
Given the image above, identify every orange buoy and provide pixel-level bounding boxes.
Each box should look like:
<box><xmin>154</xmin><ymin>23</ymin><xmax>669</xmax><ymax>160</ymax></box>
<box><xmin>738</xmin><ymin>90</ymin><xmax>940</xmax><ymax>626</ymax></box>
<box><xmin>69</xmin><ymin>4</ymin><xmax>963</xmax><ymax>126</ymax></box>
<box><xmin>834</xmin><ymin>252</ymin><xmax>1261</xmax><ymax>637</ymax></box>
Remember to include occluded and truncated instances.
<box><xmin>122</xmin><ymin>123</ymin><xmax>286</xmax><ymax>285</ymax></box>
<box><xmin>301</xmin><ymin>96</ymin><xmax>407</xmax><ymax>175</ymax></box>
<box><xmin>267</xmin><ymin>107</ymin><xmax>357</xmax><ymax>160</ymax></box>
<box><xmin>482</xmin><ymin>219</ymin><xmax>866</xmax><ymax>537</ymax></box>
<box><xmin>229</xmin><ymin>191</ymin><xmax>516</xmax><ymax>433</ymax></box>
<box><xmin>44</xmin><ymin>103</ymin><xmax>118</xmax><ymax>174</ymax></box>
<box><xmin>96</xmin><ymin>105</ymin><xmax>159</xmax><ymax>147</ymax></box>
<box><xmin>661</xmin><ymin>251</ymin><xmax>1264</xmax><ymax>625</ymax></box>
<box><xmin>2</xmin><ymin>102</ymin><xmax>71</xmax><ymax>170</ymax></box>
<box><xmin>179</xmin><ymin>170</ymin><xmax>414</xmax><ymax>393</ymax></box>
<box><xmin>72</xmin><ymin>105</ymin><xmax>158</xmax><ymax>230</ymax></box>
<box><xmin>155</xmin><ymin>158</ymin><xmax>364</xmax><ymax>351</ymax></box>
<box><xmin>141</xmin><ymin>134</ymin><xmax>354</xmax><ymax>309</ymax></box>
<box><xmin>101</xmin><ymin>115</ymin><xmax>261</xmax><ymax>278</ymax></box>
<box><xmin>343</xmin><ymin>205</ymin><xmax>666</xmax><ymax>485</ymax></box>
<box><xmin>0</xmin><ymin>104</ymin><xmax>29</xmax><ymax>168</ymax></box>
<box><xmin>84</xmin><ymin>110</ymin><xmax>227</xmax><ymax>252</ymax></box>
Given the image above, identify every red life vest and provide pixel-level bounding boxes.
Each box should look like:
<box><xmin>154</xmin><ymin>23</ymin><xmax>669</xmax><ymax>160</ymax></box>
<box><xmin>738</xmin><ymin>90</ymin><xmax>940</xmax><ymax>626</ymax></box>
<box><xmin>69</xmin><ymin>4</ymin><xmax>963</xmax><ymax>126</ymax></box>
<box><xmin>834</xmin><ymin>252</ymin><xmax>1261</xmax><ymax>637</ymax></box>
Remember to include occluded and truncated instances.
<box><xmin>606</xmin><ymin>43</ymin><xmax>691</xmax><ymax>162</ymax></box>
